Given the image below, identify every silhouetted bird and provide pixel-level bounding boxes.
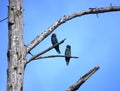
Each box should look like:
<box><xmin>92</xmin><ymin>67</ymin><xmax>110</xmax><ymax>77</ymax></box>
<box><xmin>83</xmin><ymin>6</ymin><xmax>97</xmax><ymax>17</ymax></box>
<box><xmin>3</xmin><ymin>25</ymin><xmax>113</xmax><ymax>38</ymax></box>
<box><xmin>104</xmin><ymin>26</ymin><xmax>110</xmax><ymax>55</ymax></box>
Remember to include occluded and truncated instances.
<box><xmin>51</xmin><ymin>33</ymin><xmax>61</xmax><ymax>54</ymax></box>
<box><xmin>65</xmin><ymin>45</ymin><xmax>71</xmax><ymax>66</ymax></box>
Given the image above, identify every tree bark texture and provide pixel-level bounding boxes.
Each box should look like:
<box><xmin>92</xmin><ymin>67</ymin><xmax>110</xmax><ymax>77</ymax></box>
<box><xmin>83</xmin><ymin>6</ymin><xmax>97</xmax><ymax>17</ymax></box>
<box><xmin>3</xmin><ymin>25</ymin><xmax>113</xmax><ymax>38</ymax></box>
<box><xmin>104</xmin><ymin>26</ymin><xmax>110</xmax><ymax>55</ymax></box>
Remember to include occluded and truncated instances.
<box><xmin>7</xmin><ymin>0</ymin><xmax>120</xmax><ymax>91</ymax></box>
<box><xmin>7</xmin><ymin>0</ymin><xmax>26</xmax><ymax>91</ymax></box>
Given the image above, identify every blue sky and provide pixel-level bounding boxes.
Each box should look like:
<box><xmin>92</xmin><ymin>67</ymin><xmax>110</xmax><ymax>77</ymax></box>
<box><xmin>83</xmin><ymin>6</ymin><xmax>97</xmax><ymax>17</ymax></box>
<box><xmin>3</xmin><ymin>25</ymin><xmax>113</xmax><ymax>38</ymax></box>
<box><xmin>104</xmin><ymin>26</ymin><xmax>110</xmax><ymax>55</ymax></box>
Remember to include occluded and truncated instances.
<box><xmin>0</xmin><ymin>0</ymin><xmax>120</xmax><ymax>91</ymax></box>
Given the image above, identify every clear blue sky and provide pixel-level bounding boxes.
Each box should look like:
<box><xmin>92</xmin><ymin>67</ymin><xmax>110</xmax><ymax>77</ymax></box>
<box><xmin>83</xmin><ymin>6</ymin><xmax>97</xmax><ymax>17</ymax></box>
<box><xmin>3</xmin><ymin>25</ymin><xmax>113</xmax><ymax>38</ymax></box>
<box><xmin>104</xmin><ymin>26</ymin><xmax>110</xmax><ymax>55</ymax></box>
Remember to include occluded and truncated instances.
<box><xmin>1</xmin><ymin>0</ymin><xmax>120</xmax><ymax>91</ymax></box>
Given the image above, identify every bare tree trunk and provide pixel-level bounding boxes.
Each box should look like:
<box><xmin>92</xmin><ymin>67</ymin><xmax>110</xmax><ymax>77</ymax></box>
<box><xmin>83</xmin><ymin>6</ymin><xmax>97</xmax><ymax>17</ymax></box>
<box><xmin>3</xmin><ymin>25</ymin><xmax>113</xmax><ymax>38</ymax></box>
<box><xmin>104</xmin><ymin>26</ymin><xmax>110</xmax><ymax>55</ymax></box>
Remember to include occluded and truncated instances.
<box><xmin>7</xmin><ymin>0</ymin><xmax>26</xmax><ymax>91</ymax></box>
<box><xmin>6</xmin><ymin>0</ymin><xmax>120</xmax><ymax>91</ymax></box>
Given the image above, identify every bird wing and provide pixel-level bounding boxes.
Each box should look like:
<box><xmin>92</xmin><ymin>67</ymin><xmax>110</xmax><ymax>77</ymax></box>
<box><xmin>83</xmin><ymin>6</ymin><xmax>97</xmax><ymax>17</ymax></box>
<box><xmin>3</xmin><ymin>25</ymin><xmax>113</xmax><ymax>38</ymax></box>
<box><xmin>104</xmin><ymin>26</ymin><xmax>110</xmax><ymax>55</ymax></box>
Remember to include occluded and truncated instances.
<box><xmin>51</xmin><ymin>37</ymin><xmax>58</xmax><ymax>45</ymax></box>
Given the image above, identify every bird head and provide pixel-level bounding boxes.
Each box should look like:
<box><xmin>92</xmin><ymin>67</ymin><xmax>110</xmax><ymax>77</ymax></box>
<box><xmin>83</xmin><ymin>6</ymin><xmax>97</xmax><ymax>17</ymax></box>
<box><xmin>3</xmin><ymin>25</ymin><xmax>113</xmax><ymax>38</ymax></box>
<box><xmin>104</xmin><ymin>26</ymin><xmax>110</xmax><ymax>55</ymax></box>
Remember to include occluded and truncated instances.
<box><xmin>52</xmin><ymin>33</ymin><xmax>56</xmax><ymax>37</ymax></box>
<box><xmin>66</xmin><ymin>45</ymin><xmax>71</xmax><ymax>49</ymax></box>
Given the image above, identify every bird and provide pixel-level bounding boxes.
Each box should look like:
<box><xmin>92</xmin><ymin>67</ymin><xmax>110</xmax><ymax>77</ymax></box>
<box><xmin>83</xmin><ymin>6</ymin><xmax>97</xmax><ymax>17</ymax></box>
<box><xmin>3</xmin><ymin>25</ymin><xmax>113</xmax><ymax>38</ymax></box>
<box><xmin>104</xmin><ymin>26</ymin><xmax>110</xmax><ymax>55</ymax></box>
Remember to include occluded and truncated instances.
<box><xmin>51</xmin><ymin>33</ymin><xmax>61</xmax><ymax>54</ymax></box>
<box><xmin>65</xmin><ymin>45</ymin><xmax>71</xmax><ymax>66</ymax></box>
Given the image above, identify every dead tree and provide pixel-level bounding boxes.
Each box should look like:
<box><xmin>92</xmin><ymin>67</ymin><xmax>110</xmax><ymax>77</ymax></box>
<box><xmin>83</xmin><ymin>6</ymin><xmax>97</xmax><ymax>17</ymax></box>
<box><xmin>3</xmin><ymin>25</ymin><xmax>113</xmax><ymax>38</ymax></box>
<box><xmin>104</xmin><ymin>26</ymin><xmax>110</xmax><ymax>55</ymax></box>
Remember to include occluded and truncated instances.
<box><xmin>7</xmin><ymin>0</ymin><xmax>120</xmax><ymax>91</ymax></box>
<box><xmin>66</xmin><ymin>66</ymin><xmax>100</xmax><ymax>91</ymax></box>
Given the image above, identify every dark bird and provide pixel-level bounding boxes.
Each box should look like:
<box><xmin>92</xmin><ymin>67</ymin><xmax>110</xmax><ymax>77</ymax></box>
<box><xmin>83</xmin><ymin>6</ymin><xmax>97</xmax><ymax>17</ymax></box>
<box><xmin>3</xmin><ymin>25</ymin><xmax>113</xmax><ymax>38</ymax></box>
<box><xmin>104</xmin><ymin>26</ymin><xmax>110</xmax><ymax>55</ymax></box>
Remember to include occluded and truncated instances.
<box><xmin>65</xmin><ymin>45</ymin><xmax>71</xmax><ymax>66</ymax></box>
<box><xmin>51</xmin><ymin>33</ymin><xmax>61</xmax><ymax>54</ymax></box>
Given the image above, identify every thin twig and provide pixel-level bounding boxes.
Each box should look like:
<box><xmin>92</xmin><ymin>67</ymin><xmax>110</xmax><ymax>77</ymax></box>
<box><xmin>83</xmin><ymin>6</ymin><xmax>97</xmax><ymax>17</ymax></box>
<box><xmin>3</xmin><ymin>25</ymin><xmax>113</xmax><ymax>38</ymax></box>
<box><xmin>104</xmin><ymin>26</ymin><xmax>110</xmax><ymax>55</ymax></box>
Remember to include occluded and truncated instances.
<box><xmin>0</xmin><ymin>17</ymin><xmax>8</xmax><ymax>22</ymax></box>
<box><xmin>66</xmin><ymin>66</ymin><xmax>100</xmax><ymax>91</ymax></box>
<box><xmin>35</xmin><ymin>55</ymin><xmax>79</xmax><ymax>60</ymax></box>
<box><xmin>27</xmin><ymin>38</ymin><xmax>66</xmax><ymax>63</ymax></box>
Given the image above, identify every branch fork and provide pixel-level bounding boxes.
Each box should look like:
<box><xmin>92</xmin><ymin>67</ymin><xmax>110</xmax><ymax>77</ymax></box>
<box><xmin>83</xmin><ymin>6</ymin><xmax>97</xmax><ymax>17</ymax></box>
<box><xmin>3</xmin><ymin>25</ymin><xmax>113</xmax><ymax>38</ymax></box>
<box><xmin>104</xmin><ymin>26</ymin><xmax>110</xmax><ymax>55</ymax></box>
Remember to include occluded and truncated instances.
<box><xmin>27</xmin><ymin>38</ymin><xmax>66</xmax><ymax>63</ymax></box>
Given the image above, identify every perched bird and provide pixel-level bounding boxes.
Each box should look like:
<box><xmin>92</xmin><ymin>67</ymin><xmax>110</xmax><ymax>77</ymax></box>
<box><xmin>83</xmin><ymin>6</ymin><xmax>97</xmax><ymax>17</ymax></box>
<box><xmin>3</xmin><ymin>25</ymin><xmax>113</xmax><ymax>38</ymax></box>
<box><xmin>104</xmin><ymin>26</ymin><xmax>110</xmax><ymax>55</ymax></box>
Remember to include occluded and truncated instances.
<box><xmin>51</xmin><ymin>33</ymin><xmax>61</xmax><ymax>54</ymax></box>
<box><xmin>65</xmin><ymin>45</ymin><xmax>71</xmax><ymax>66</ymax></box>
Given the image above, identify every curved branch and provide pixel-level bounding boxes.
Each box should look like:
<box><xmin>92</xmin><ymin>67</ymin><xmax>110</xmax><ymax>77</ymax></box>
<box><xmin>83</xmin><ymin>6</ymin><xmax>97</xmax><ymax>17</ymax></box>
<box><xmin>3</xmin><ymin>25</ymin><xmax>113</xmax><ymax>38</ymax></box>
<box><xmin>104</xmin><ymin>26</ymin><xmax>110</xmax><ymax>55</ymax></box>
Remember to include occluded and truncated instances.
<box><xmin>35</xmin><ymin>55</ymin><xmax>79</xmax><ymax>60</ymax></box>
<box><xmin>26</xmin><ymin>6</ymin><xmax>120</xmax><ymax>53</ymax></box>
<box><xmin>27</xmin><ymin>38</ymin><xmax>66</xmax><ymax>63</ymax></box>
<box><xmin>66</xmin><ymin>66</ymin><xmax>100</xmax><ymax>91</ymax></box>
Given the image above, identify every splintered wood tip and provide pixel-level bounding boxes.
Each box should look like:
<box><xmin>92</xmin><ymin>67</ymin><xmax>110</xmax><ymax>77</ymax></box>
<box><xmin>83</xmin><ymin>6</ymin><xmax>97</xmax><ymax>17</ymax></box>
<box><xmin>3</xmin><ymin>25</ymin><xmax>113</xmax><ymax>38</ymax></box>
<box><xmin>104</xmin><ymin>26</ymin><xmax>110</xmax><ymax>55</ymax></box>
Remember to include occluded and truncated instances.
<box><xmin>95</xmin><ymin>66</ymin><xmax>100</xmax><ymax>69</ymax></box>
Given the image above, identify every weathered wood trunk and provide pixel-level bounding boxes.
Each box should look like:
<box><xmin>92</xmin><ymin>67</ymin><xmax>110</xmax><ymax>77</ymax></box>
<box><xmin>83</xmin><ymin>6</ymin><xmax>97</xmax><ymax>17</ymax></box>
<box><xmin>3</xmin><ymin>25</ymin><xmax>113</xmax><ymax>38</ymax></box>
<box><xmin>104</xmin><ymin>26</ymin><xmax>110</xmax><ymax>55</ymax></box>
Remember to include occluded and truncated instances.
<box><xmin>7</xmin><ymin>0</ymin><xmax>26</xmax><ymax>91</ymax></box>
<box><xmin>6</xmin><ymin>0</ymin><xmax>120</xmax><ymax>91</ymax></box>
